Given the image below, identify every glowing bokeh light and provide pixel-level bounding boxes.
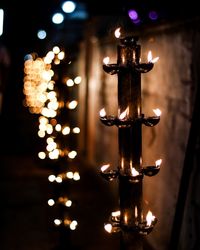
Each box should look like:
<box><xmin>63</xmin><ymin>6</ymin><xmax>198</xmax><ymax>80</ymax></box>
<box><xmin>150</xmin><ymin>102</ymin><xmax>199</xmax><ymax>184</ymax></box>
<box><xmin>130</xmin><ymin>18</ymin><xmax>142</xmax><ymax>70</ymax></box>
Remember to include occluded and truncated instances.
<box><xmin>148</xmin><ymin>10</ymin><xmax>158</xmax><ymax>20</ymax></box>
<box><xmin>62</xmin><ymin>1</ymin><xmax>76</xmax><ymax>13</ymax></box>
<box><xmin>128</xmin><ymin>9</ymin><xmax>138</xmax><ymax>21</ymax></box>
<box><xmin>37</xmin><ymin>29</ymin><xmax>47</xmax><ymax>40</ymax></box>
<box><xmin>52</xmin><ymin>13</ymin><xmax>64</xmax><ymax>24</ymax></box>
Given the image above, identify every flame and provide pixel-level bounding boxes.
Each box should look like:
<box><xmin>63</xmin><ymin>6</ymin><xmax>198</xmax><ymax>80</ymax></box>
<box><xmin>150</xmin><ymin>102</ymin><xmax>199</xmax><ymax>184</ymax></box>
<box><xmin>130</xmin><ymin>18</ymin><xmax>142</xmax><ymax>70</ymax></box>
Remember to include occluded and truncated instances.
<box><xmin>146</xmin><ymin>211</ymin><xmax>155</xmax><ymax>226</ymax></box>
<box><xmin>135</xmin><ymin>206</ymin><xmax>138</xmax><ymax>218</ymax></box>
<box><xmin>131</xmin><ymin>167</ymin><xmax>139</xmax><ymax>176</ymax></box>
<box><xmin>103</xmin><ymin>57</ymin><xmax>110</xmax><ymax>65</ymax></box>
<box><xmin>119</xmin><ymin>107</ymin><xmax>129</xmax><ymax>120</ymax></box>
<box><xmin>114</xmin><ymin>27</ymin><xmax>121</xmax><ymax>38</ymax></box>
<box><xmin>104</xmin><ymin>223</ymin><xmax>112</xmax><ymax>233</ymax></box>
<box><xmin>111</xmin><ymin>211</ymin><xmax>120</xmax><ymax>217</ymax></box>
<box><xmin>155</xmin><ymin>159</ymin><xmax>162</xmax><ymax>167</ymax></box>
<box><xmin>101</xmin><ymin>164</ymin><xmax>110</xmax><ymax>172</ymax></box>
<box><xmin>153</xmin><ymin>108</ymin><xmax>161</xmax><ymax>116</ymax></box>
<box><xmin>99</xmin><ymin>108</ymin><xmax>106</xmax><ymax>117</ymax></box>
<box><xmin>147</xmin><ymin>50</ymin><xmax>159</xmax><ymax>63</ymax></box>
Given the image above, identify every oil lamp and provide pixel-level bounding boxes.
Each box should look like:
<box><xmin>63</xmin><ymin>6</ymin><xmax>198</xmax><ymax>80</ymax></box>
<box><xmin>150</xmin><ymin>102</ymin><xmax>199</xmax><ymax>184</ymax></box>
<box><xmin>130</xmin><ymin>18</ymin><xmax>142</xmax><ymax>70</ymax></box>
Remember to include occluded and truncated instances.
<box><xmin>99</xmin><ymin>33</ymin><xmax>161</xmax><ymax>249</ymax></box>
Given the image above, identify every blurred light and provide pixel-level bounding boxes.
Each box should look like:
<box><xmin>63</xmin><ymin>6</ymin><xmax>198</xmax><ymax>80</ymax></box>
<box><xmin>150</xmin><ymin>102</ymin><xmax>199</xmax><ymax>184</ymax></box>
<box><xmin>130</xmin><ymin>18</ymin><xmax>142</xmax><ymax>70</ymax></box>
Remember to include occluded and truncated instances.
<box><xmin>0</xmin><ymin>9</ymin><xmax>4</xmax><ymax>36</ymax></box>
<box><xmin>62</xmin><ymin>1</ymin><xmax>76</xmax><ymax>13</ymax></box>
<box><xmin>66</xmin><ymin>79</ymin><xmax>74</xmax><ymax>87</ymax></box>
<box><xmin>54</xmin><ymin>219</ymin><xmax>62</xmax><ymax>226</ymax></box>
<box><xmin>74</xmin><ymin>76</ymin><xmax>81</xmax><ymax>84</ymax></box>
<box><xmin>52</xmin><ymin>13</ymin><xmax>64</xmax><ymax>24</ymax></box>
<box><xmin>53</xmin><ymin>46</ymin><xmax>60</xmax><ymax>54</ymax></box>
<box><xmin>128</xmin><ymin>9</ymin><xmax>138</xmax><ymax>21</ymax></box>
<box><xmin>68</xmin><ymin>150</ymin><xmax>77</xmax><ymax>159</ymax></box>
<box><xmin>70</xmin><ymin>220</ymin><xmax>78</xmax><ymax>230</ymax></box>
<box><xmin>148</xmin><ymin>10</ymin><xmax>158</xmax><ymax>20</ymax></box>
<box><xmin>48</xmin><ymin>199</ymin><xmax>55</xmax><ymax>206</ymax></box>
<box><xmin>38</xmin><ymin>151</ymin><xmax>46</xmax><ymax>159</ymax></box>
<box><xmin>37</xmin><ymin>29</ymin><xmax>47</xmax><ymax>40</ymax></box>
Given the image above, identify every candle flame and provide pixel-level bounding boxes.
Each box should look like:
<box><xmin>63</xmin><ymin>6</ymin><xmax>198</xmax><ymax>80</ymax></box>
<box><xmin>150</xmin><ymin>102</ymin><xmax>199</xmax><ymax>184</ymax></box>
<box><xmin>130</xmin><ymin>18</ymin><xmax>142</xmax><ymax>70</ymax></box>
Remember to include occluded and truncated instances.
<box><xmin>99</xmin><ymin>108</ymin><xmax>106</xmax><ymax>117</ymax></box>
<box><xmin>151</xmin><ymin>57</ymin><xmax>159</xmax><ymax>63</ymax></box>
<box><xmin>135</xmin><ymin>206</ymin><xmax>138</xmax><ymax>218</ymax></box>
<box><xmin>111</xmin><ymin>210</ymin><xmax>120</xmax><ymax>217</ymax></box>
<box><xmin>155</xmin><ymin>159</ymin><xmax>162</xmax><ymax>167</ymax></box>
<box><xmin>114</xmin><ymin>27</ymin><xmax>121</xmax><ymax>38</ymax></box>
<box><xmin>101</xmin><ymin>164</ymin><xmax>110</xmax><ymax>172</ymax></box>
<box><xmin>131</xmin><ymin>167</ymin><xmax>139</xmax><ymax>176</ymax></box>
<box><xmin>124</xmin><ymin>213</ymin><xmax>128</xmax><ymax>224</ymax></box>
<box><xmin>119</xmin><ymin>107</ymin><xmax>129</xmax><ymax>120</ymax></box>
<box><xmin>146</xmin><ymin>211</ymin><xmax>155</xmax><ymax>226</ymax></box>
<box><xmin>153</xmin><ymin>108</ymin><xmax>161</xmax><ymax>116</ymax></box>
<box><xmin>104</xmin><ymin>223</ymin><xmax>112</xmax><ymax>233</ymax></box>
<box><xmin>147</xmin><ymin>50</ymin><xmax>159</xmax><ymax>63</ymax></box>
<box><xmin>103</xmin><ymin>57</ymin><xmax>110</xmax><ymax>65</ymax></box>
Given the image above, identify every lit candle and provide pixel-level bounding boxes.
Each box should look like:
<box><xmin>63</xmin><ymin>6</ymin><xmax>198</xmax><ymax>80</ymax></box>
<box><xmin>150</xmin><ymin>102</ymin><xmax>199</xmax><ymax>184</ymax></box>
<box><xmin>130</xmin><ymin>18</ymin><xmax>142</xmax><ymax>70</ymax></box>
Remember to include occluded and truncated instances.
<box><xmin>153</xmin><ymin>108</ymin><xmax>161</xmax><ymax>117</ymax></box>
<box><xmin>99</xmin><ymin>108</ymin><xmax>106</xmax><ymax>118</ymax></box>
<box><xmin>103</xmin><ymin>57</ymin><xmax>110</xmax><ymax>65</ymax></box>
<box><xmin>101</xmin><ymin>164</ymin><xmax>110</xmax><ymax>172</ymax></box>
<box><xmin>155</xmin><ymin>159</ymin><xmax>162</xmax><ymax>167</ymax></box>
<box><xmin>114</xmin><ymin>27</ymin><xmax>121</xmax><ymax>38</ymax></box>
<box><xmin>147</xmin><ymin>51</ymin><xmax>159</xmax><ymax>63</ymax></box>
<box><xmin>118</xmin><ymin>107</ymin><xmax>129</xmax><ymax>120</ymax></box>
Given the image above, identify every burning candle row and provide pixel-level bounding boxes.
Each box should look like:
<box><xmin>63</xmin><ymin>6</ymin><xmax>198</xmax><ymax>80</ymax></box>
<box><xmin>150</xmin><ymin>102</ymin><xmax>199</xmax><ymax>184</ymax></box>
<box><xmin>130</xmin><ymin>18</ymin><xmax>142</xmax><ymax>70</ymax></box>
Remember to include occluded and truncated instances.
<box><xmin>100</xmin><ymin>159</ymin><xmax>162</xmax><ymax>182</ymax></box>
<box><xmin>104</xmin><ymin>210</ymin><xmax>157</xmax><ymax>235</ymax></box>
<box><xmin>99</xmin><ymin>108</ymin><xmax>161</xmax><ymax>127</ymax></box>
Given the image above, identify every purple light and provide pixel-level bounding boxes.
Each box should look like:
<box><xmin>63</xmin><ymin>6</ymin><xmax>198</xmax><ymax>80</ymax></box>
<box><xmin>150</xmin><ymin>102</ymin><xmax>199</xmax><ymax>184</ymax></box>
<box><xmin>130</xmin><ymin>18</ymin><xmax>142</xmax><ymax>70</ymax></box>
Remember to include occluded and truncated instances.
<box><xmin>128</xmin><ymin>9</ymin><xmax>138</xmax><ymax>21</ymax></box>
<box><xmin>148</xmin><ymin>11</ymin><xmax>158</xmax><ymax>20</ymax></box>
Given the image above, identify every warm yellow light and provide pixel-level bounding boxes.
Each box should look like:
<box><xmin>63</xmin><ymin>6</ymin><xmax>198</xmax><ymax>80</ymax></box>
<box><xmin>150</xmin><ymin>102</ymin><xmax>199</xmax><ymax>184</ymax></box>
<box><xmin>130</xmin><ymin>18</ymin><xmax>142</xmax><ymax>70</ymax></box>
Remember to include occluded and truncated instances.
<box><xmin>73</xmin><ymin>127</ymin><xmax>80</xmax><ymax>134</ymax></box>
<box><xmin>62</xmin><ymin>126</ymin><xmax>70</xmax><ymax>135</ymax></box>
<box><xmin>54</xmin><ymin>219</ymin><xmax>62</xmax><ymax>226</ymax></box>
<box><xmin>68</xmin><ymin>151</ymin><xmax>77</xmax><ymax>159</ymax></box>
<box><xmin>58</xmin><ymin>51</ymin><xmax>65</xmax><ymax>60</ymax></box>
<box><xmin>56</xmin><ymin>176</ymin><xmax>62</xmax><ymax>183</ymax></box>
<box><xmin>131</xmin><ymin>167</ymin><xmax>139</xmax><ymax>176</ymax></box>
<box><xmin>99</xmin><ymin>108</ymin><xmax>106</xmax><ymax>117</ymax></box>
<box><xmin>48</xmin><ymin>174</ymin><xmax>56</xmax><ymax>182</ymax></box>
<box><xmin>101</xmin><ymin>164</ymin><xmax>110</xmax><ymax>172</ymax></box>
<box><xmin>69</xmin><ymin>220</ymin><xmax>78</xmax><ymax>230</ymax></box>
<box><xmin>103</xmin><ymin>57</ymin><xmax>110</xmax><ymax>65</ymax></box>
<box><xmin>114</xmin><ymin>27</ymin><xmax>121</xmax><ymax>38</ymax></box>
<box><xmin>38</xmin><ymin>151</ymin><xmax>46</xmax><ymax>159</ymax></box>
<box><xmin>66</xmin><ymin>79</ymin><xmax>74</xmax><ymax>87</ymax></box>
<box><xmin>73</xmin><ymin>172</ymin><xmax>80</xmax><ymax>181</ymax></box>
<box><xmin>104</xmin><ymin>223</ymin><xmax>112</xmax><ymax>233</ymax></box>
<box><xmin>119</xmin><ymin>107</ymin><xmax>129</xmax><ymax>120</ymax></box>
<box><xmin>66</xmin><ymin>171</ymin><xmax>74</xmax><ymax>179</ymax></box>
<box><xmin>155</xmin><ymin>159</ymin><xmax>162</xmax><ymax>167</ymax></box>
<box><xmin>153</xmin><ymin>108</ymin><xmax>161</xmax><ymax>116</ymax></box>
<box><xmin>68</xmin><ymin>100</ymin><xmax>78</xmax><ymax>109</ymax></box>
<box><xmin>147</xmin><ymin>51</ymin><xmax>159</xmax><ymax>63</ymax></box>
<box><xmin>48</xmin><ymin>199</ymin><xmax>55</xmax><ymax>206</ymax></box>
<box><xmin>55</xmin><ymin>124</ymin><xmax>62</xmax><ymax>131</ymax></box>
<box><xmin>146</xmin><ymin>211</ymin><xmax>155</xmax><ymax>226</ymax></box>
<box><xmin>65</xmin><ymin>200</ymin><xmax>72</xmax><ymax>207</ymax></box>
<box><xmin>74</xmin><ymin>76</ymin><xmax>82</xmax><ymax>84</ymax></box>
<box><xmin>53</xmin><ymin>46</ymin><xmax>60</xmax><ymax>54</ymax></box>
<box><xmin>111</xmin><ymin>211</ymin><xmax>120</xmax><ymax>217</ymax></box>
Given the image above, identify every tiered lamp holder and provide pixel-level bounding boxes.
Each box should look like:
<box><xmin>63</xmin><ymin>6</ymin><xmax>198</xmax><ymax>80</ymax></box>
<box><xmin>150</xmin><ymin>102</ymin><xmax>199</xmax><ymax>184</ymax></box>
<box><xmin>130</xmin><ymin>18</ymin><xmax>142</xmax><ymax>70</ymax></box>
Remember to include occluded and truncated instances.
<box><xmin>99</xmin><ymin>35</ymin><xmax>162</xmax><ymax>249</ymax></box>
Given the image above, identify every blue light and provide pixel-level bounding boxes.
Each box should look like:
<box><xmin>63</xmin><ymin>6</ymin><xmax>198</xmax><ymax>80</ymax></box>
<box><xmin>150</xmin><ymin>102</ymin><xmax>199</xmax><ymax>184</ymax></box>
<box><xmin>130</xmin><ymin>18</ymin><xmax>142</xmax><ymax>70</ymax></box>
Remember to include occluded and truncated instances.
<box><xmin>148</xmin><ymin>11</ymin><xmax>158</xmax><ymax>20</ymax></box>
<box><xmin>37</xmin><ymin>30</ymin><xmax>47</xmax><ymax>40</ymax></box>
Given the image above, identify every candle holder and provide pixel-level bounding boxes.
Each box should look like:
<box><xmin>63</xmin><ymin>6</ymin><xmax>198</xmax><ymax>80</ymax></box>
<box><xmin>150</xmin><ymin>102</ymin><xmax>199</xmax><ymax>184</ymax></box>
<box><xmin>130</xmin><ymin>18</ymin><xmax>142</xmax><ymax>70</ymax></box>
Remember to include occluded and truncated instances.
<box><xmin>99</xmin><ymin>35</ymin><xmax>161</xmax><ymax>249</ymax></box>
